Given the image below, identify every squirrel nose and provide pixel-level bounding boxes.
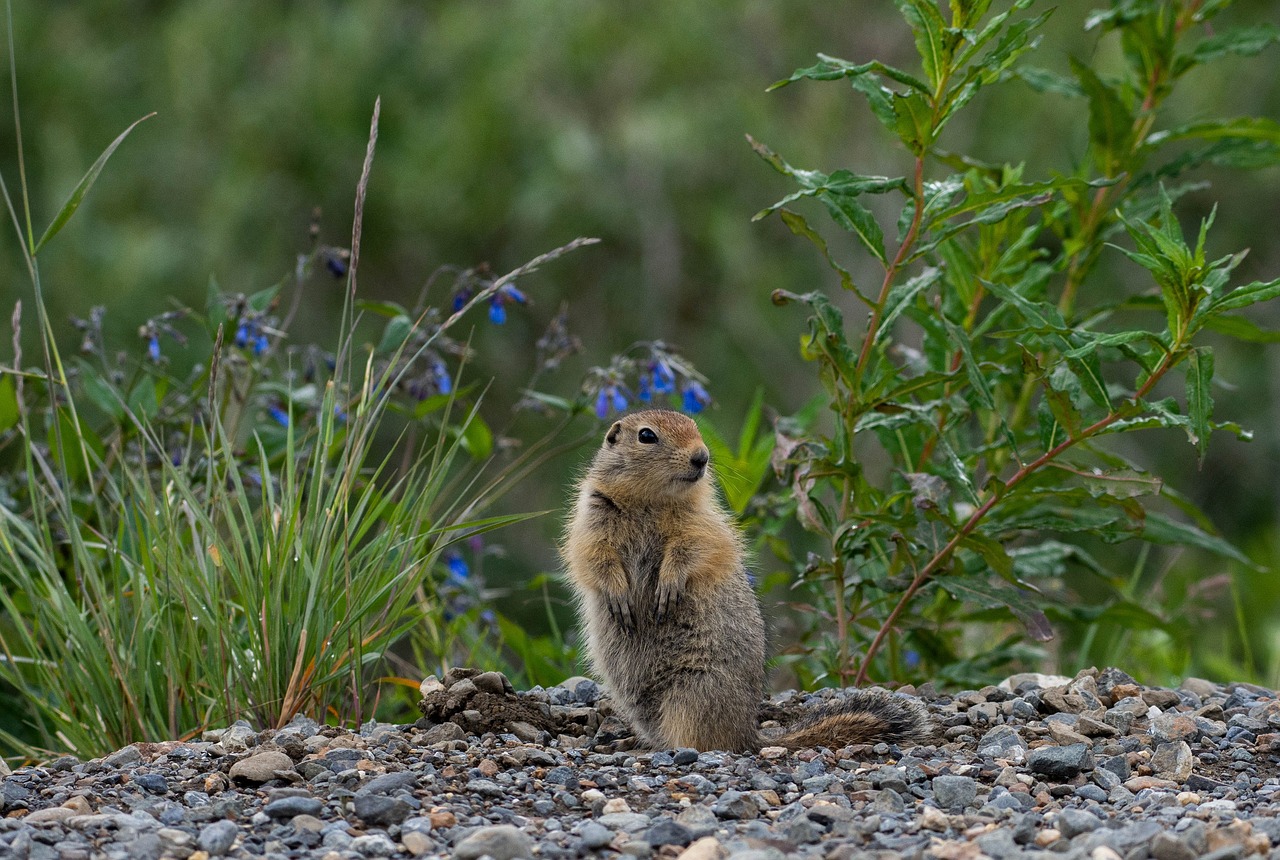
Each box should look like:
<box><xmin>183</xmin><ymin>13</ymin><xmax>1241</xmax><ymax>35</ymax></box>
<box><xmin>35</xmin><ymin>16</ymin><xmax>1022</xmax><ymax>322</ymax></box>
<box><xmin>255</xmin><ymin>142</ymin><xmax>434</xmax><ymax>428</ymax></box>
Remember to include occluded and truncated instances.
<box><xmin>690</xmin><ymin>448</ymin><xmax>709</xmax><ymax>470</ymax></box>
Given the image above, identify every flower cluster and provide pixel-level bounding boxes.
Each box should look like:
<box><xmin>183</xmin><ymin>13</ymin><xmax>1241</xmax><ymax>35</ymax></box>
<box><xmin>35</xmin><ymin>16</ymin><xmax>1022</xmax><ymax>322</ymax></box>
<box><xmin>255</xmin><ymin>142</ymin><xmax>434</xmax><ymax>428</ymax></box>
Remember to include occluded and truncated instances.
<box><xmin>136</xmin><ymin>310</ymin><xmax>189</xmax><ymax>364</ymax></box>
<box><xmin>584</xmin><ymin>342</ymin><xmax>712</xmax><ymax>419</ymax></box>
<box><xmin>447</xmin><ymin>266</ymin><xmax>530</xmax><ymax>326</ymax></box>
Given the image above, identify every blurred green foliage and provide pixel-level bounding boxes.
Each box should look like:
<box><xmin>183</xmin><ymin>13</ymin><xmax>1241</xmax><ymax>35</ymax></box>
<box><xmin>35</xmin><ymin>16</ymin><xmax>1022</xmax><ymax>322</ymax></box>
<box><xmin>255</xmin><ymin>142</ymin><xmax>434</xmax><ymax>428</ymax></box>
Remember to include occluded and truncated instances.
<box><xmin>1</xmin><ymin>0</ymin><xmax>1280</xmax><ymax>729</ymax></box>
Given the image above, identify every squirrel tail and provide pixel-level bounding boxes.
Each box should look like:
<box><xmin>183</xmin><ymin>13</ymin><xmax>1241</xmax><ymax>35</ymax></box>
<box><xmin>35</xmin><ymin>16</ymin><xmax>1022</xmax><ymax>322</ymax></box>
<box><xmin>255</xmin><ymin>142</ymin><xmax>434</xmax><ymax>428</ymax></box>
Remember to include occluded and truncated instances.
<box><xmin>770</xmin><ymin>691</ymin><xmax>932</xmax><ymax>751</ymax></box>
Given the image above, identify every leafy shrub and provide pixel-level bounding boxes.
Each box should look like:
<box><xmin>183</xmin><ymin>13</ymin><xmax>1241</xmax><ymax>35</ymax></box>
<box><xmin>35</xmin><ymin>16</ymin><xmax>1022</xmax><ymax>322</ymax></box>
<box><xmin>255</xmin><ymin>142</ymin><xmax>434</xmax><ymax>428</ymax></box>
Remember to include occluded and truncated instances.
<box><xmin>754</xmin><ymin>0</ymin><xmax>1280</xmax><ymax>686</ymax></box>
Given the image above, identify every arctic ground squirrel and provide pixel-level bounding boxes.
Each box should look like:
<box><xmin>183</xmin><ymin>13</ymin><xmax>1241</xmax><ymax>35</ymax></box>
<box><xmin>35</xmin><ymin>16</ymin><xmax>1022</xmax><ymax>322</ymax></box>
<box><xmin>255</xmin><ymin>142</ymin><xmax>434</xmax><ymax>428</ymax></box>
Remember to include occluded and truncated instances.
<box><xmin>561</xmin><ymin>408</ymin><xmax>930</xmax><ymax>752</ymax></box>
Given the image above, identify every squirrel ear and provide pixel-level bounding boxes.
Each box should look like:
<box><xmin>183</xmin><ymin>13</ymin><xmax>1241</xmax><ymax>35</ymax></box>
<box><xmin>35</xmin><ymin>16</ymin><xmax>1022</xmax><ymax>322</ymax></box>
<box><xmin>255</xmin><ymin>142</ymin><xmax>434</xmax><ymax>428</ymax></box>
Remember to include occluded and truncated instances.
<box><xmin>605</xmin><ymin>421</ymin><xmax>623</xmax><ymax>445</ymax></box>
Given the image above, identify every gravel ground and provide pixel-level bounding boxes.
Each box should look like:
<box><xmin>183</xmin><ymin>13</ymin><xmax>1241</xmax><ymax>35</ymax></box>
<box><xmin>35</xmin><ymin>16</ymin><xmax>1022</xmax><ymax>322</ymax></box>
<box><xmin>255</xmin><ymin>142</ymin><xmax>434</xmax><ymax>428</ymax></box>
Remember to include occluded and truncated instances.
<box><xmin>3</xmin><ymin>666</ymin><xmax>1280</xmax><ymax>860</ymax></box>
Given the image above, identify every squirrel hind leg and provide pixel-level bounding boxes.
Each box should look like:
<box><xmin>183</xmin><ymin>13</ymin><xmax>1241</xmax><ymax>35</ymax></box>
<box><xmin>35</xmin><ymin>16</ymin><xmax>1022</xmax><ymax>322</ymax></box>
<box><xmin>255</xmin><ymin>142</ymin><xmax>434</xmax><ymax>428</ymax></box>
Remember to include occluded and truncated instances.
<box><xmin>776</xmin><ymin>691</ymin><xmax>933</xmax><ymax>751</ymax></box>
<box><xmin>656</xmin><ymin>678</ymin><xmax>761</xmax><ymax>753</ymax></box>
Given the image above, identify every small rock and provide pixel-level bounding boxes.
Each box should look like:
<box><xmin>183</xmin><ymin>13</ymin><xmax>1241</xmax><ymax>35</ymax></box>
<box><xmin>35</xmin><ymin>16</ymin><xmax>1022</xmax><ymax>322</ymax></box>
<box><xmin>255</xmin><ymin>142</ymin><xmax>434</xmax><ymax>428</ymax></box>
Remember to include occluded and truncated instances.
<box><xmin>228</xmin><ymin>750</ymin><xmax>294</xmax><ymax>783</ymax></box>
<box><xmin>920</xmin><ymin>806</ymin><xmax>950</xmax><ymax>832</ymax></box>
<box><xmin>601</xmin><ymin>798</ymin><xmax>632</xmax><ymax>815</ymax></box>
<box><xmin>1028</xmin><ymin>743</ymin><xmax>1094</xmax><ymax>780</ymax></box>
<box><xmin>429</xmin><ymin>808</ymin><xmax>458</xmax><ymax>829</ymax></box>
<box><xmin>403</xmin><ymin>830</ymin><xmax>434</xmax><ymax>856</ymax></box>
<box><xmin>1152</xmin><ymin>740</ymin><xmax>1194</xmax><ymax>782</ymax></box>
<box><xmin>104</xmin><ymin>746</ymin><xmax>143</xmax><ymax>769</ymax></box>
<box><xmin>1151</xmin><ymin>714</ymin><xmax>1200</xmax><ymax>744</ymax></box>
<box><xmin>1035</xmin><ymin>828</ymin><xmax>1061</xmax><ymax>847</ymax></box>
<box><xmin>1056</xmin><ymin>808</ymin><xmax>1103</xmax><ymax>838</ymax></box>
<box><xmin>933</xmin><ymin>775</ymin><xmax>977</xmax><ymax>810</ymax></box>
<box><xmin>1151</xmin><ymin>831</ymin><xmax>1198</xmax><ymax>860</ymax></box>
<box><xmin>220</xmin><ymin>724</ymin><xmax>256</xmax><ymax>752</ymax></box>
<box><xmin>352</xmin><ymin>833</ymin><xmax>399</xmax><ymax>857</ymax></box>
<box><xmin>263</xmin><ymin>795</ymin><xmax>323</xmax><ymax>819</ymax></box>
<box><xmin>422</xmin><ymin>722</ymin><xmax>466</xmax><ymax>744</ymax></box>
<box><xmin>22</xmin><ymin>807</ymin><xmax>78</xmax><ymax>825</ymax></box>
<box><xmin>677</xmin><ymin>836</ymin><xmax>726</xmax><ymax>860</ymax></box>
<box><xmin>133</xmin><ymin>773</ymin><xmax>169</xmax><ymax>794</ymax></box>
<box><xmin>578</xmin><ymin>821</ymin><xmax>615</xmax><ymax>849</ymax></box>
<box><xmin>198</xmin><ymin>820</ymin><xmax>239</xmax><ymax>856</ymax></box>
<box><xmin>644</xmin><ymin>819</ymin><xmax>693</xmax><ymax>847</ymax></box>
<box><xmin>354</xmin><ymin>794</ymin><xmax>410</xmax><ymax>826</ymax></box>
<box><xmin>453</xmin><ymin>824</ymin><xmax>533</xmax><ymax>860</ymax></box>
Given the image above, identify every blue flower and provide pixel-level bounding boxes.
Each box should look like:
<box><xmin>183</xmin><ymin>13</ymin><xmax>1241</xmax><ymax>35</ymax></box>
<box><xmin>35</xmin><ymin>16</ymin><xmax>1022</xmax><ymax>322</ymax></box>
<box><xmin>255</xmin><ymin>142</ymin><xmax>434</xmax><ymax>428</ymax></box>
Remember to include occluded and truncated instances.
<box><xmin>905</xmin><ymin>650</ymin><xmax>920</xmax><ymax>669</ymax></box>
<box><xmin>452</xmin><ymin>288</ymin><xmax>473</xmax><ymax>312</ymax></box>
<box><xmin>147</xmin><ymin>336</ymin><xmax>161</xmax><ymax>362</ymax></box>
<box><xmin>487</xmin><ymin>284</ymin><xmax>527</xmax><ymax>325</ymax></box>
<box><xmin>637</xmin><ymin>375</ymin><xmax>652</xmax><ymax>402</ymax></box>
<box><xmin>594</xmin><ymin>388</ymin><xmax>610</xmax><ymax>419</ymax></box>
<box><xmin>234</xmin><ymin>323</ymin><xmax>250</xmax><ymax>348</ymax></box>
<box><xmin>681</xmin><ymin>380</ymin><xmax>710</xmax><ymax>414</ymax></box>
<box><xmin>268</xmin><ymin>404</ymin><xmax>289</xmax><ymax>426</ymax></box>
<box><xmin>253</xmin><ymin>333</ymin><xmax>270</xmax><ymax>355</ymax></box>
<box><xmin>323</xmin><ymin>249</ymin><xmax>348</xmax><ymax>278</ymax></box>
<box><xmin>446</xmin><ymin>552</ymin><xmax>469</xmax><ymax>584</ymax></box>
<box><xmin>651</xmin><ymin>360</ymin><xmax>676</xmax><ymax>394</ymax></box>
<box><xmin>434</xmin><ymin>360</ymin><xmax>453</xmax><ymax>395</ymax></box>
<box><xmin>612</xmin><ymin>387</ymin><xmax>628</xmax><ymax>413</ymax></box>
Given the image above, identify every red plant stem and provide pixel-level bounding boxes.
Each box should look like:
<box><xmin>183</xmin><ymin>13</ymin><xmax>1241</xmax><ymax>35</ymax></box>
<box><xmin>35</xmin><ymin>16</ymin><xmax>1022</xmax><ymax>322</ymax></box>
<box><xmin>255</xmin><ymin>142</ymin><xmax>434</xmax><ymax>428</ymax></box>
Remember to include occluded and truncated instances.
<box><xmin>853</xmin><ymin>348</ymin><xmax>1179</xmax><ymax>686</ymax></box>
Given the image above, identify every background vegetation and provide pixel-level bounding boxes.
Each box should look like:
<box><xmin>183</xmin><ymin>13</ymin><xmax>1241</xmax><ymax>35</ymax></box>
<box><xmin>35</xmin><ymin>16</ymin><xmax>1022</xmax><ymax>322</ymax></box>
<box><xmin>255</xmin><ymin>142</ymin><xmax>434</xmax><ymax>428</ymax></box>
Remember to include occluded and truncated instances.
<box><xmin>1</xmin><ymin>0</ymin><xmax>1279</xmax><ymax>760</ymax></box>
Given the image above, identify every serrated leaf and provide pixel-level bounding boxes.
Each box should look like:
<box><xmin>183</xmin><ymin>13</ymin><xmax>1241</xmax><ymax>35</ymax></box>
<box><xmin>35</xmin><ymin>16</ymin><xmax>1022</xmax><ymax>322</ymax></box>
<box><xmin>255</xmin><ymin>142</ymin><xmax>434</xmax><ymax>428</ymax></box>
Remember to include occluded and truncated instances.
<box><xmin>1186</xmin><ymin>346</ymin><xmax>1214</xmax><ymax>462</ymax></box>
<box><xmin>1008</xmin><ymin>540</ymin><xmax>1105</xmax><ymax>578</ymax></box>
<box><xmin>876</xmin><ymin>267</ymin><xmax>942</xmax><ymax>345</ymax></box>
<box><xmin>32</xmin><ymin>113</ymin><xmax>155</xmax><ymax>256</ymax></box>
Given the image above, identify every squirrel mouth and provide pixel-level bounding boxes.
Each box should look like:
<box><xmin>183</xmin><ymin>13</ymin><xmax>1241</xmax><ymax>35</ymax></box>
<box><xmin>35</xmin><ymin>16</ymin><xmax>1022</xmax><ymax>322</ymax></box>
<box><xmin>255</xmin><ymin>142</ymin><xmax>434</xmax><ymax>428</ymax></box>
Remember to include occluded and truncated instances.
<box><xmin>679</xmin><ymin>466</ymin><xmax>706</xmax><ymax>483</ymax></box>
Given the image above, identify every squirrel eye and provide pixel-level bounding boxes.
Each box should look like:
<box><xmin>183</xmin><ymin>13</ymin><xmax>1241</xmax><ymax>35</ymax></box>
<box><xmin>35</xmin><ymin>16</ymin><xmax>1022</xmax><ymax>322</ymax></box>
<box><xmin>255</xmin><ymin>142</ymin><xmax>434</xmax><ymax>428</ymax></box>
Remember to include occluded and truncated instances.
<box><xmin>637</xmin><ymin>427</ymin><xmax>659</xmax><ymax>444</ymax></box>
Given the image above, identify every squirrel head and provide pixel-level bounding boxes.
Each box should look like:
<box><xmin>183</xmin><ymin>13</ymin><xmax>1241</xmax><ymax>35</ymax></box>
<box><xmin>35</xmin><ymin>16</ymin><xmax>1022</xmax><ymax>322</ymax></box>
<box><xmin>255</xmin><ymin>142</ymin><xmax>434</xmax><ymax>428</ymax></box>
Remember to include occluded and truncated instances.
<box><xmin>591</xmin><ymin>409</ymin><xmax>713</xmax><ymax>504</ymax></box>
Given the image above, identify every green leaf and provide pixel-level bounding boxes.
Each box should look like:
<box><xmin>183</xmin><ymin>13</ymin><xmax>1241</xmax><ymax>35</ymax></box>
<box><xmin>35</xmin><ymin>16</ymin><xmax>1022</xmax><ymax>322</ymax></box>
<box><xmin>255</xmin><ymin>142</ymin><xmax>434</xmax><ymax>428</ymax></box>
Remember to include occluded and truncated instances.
<box><xmin>768</xmin><ymin>54</ymin><xmax>931</xmax><ymax>95</ymax></box>
<box><xmin>459</xmin><ymin>414</ymin><xmax>493</xmax><ymax>460</ymax></box>
<box><xmin>32</xmin><ymin>113</ymin><xmax>155</xmax><ymax>256</ymax></box>
<box><xmin>356</xmin><ymin>300</ymin><xmax>410</xmax><ymax>318</ymax></box>
<box><xmin>247</xmin><ymin>284</ymin><xmax>280</xmax><ymax>313</ymax></box>
<box><xmin>893</xmin><ymin>90</ymin><xmax>935</xmax><ymax>155</ymax></box>
<box><xmin>778</xmin><ymin>210</ymin><xmax>862</xmax><ymax>300</ymax></box>
<box><xmin>377</xmin><ymin>314</ymin><xmax>414</xmax><ymax>354</ymax></box>
<box><xmin>1011</xmin><ymin>66</ymin><xmax>1083</xmax><ymax>97</ymax></box>
<box><xmin>0</xmin><ymin>373</ymin><xmax>18</xmax><ymax>432</ymax></box>
<box><xmin>1176</xmin><ymin>24</ymin><xmax>1280</xmax><ymax>75</ymax></box>
<box><xmin>1202</xmin><ymin>313</ymin><xmax>1280</xmax><ymax>343</ymax></box>
<box><xmin>1008</xmin><ymin>540</ymin><xmax>1105</xmax><ymax>578</ymax></box>
<box><xmin>1141</xmin><ymin>511</ymin><xmax>1257</xmax><ymax>569</ymax></box>
<box><xmin>896</xmin><ymin>0</ymin><xmax>950</xmax><ymax>91</ymax></box>
<box><xmin>1070</xmin><ymin>57</ymin><xmax>1134</xmax><ymax>176</ymax></box>
<box><xmin>936</xmin><ymin>575</ymin><xmax>1054</xmax><ymax>641</ymax></box>
<box><xmin>876</xmin><ymin>267</ymin><xmax>942</xmax><ymax>345</ymax></box>
<box><xmin>1186</xmin><ymin>346</ymin><xmax>1213</xmax><ymax>462</ymax></box>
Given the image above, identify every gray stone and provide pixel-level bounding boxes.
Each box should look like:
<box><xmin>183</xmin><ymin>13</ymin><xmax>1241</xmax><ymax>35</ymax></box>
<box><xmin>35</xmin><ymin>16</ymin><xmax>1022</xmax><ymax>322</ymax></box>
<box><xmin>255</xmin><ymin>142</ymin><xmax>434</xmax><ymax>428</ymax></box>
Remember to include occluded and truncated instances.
<box><xmin>220</xmin><ymin>724</ymin><xmax>257</xmax><ymax>752</ymax></box>
<box><xmin>353</xmin><ymin>833</ymin><xmax>400</xmax><ymax>856</ymax></box>
<box><xmin>578</xmin><ymin>821</ymin><xmax>615</xmax><ymax>849</ymax></box>
<box><xmin>197</xmin><ymin>820</ymin><xmax>239</xmax><ymax>856</ymax></box>
<box><xmin>1056</xmin><ymin>807</ymin><xmax>1102</xmax><ymax>838</ymax></box>
<box><xmin>1028</xmin><ymin>743</ymin><xmax>1093</xmax><ymax>780</ymax></box>
<box><xmin>357</xmin><ymin>771</ymin><xmax>419</xmax><ymax>796</ymax></box>
<box><xmin>1152</xmin><ymin>740</ymin><xmax>1194</xmax><ymax>782</ymax></box>
<box><xmin>263</xmin><ymin>795</ymin><xmax>323</xmax><ymax>819</ymax></box>
<box><xmin>353</xmin><ymin>793</ymin><xmax>410</xmax><ymax>826</ymax></box>
<box><xmin>597</xmin><ymin>812</ymin><xmax>652</xmax><ymax>832</ymax></box>
<box><xmin>933</xmin><ymin>775</ymin><xmax>977</xmax><ymax>810</ymax></box>
<box><xmin>643</xmin><ymin>818</ymin><xmax>693</xmax><ymax>847</ymax></box>
<box><xmin>228</xmin><ymin>750</ymin><xmax>294</xmax><ymax>783</ymax></box>
<box><xmin>132</xmin><ymin>773</ymin><xmax>168</xmax><ymax>794</ymax></box>
<box><xmin>422</xmin><ymin>721</ymin><xmax>467</xmax><ymax>744</ymax></box>
<box><xmin>676</xmin><ymin>804</ymin><xmax>720</xmax><ymax>837</ymax></box>
<box><xmin>453</xmin><ymin>824</ymin><xmax>534</xmax><ymax>860</ymax></box>
<box><xmin>1151</xmin><ymin>831</ymin><xmax>1198</xmax><ymax>860</ymax></box>
<box><xmin>103</xmin><ymin>746</ymin><xmax>143</xmax><ymax>769</ymax></box>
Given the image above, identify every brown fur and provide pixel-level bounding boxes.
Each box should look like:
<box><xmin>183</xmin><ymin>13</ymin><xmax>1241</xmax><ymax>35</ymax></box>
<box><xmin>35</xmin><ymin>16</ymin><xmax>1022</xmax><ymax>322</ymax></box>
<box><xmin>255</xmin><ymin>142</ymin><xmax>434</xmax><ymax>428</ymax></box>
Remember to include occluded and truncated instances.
<box><xmin>562</xmin><ymin>409</ymin><xmax>931</xmax><ymax>753</ymax></box>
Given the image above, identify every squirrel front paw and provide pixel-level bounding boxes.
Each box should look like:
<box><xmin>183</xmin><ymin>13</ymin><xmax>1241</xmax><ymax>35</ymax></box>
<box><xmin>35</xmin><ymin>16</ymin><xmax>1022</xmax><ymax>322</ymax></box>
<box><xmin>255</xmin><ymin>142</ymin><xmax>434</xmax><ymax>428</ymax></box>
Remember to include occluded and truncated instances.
<box><xmin>654</xmin><ymin>572</ymin><xmax>686</xmax><ymax>621</ymax></box>
<box><xmin>603</xmin><ymin>589</ymin><xmax>635</xmax><ymax>633</ymax></box>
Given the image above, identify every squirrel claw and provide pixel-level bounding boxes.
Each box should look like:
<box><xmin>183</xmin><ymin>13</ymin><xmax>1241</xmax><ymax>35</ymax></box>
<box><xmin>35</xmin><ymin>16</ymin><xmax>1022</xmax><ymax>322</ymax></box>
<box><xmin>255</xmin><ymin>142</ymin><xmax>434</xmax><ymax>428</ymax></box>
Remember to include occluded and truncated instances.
<box><xmin>606</xmin><ymin>593</ymin><xmax>634</xmax><ymax>633</ymax></box>
<box><xmin>654</xmin><ymin>583</ymin><xmax>681</xmax><ymax>621</ymax></box>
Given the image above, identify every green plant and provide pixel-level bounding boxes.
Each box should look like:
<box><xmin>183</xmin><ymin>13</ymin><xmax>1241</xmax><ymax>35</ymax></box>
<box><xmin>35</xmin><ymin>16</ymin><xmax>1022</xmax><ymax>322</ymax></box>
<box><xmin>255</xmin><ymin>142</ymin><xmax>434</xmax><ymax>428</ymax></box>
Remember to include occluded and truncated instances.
<box><xmin>754</xmin><ymin>0</ymin><xmax>1280</xmax><ymax>686</ymax></box>
<box><xmin>0</xmin><ymin>66</ymin><xmax>604</xmax><ymax>757</ymax></box>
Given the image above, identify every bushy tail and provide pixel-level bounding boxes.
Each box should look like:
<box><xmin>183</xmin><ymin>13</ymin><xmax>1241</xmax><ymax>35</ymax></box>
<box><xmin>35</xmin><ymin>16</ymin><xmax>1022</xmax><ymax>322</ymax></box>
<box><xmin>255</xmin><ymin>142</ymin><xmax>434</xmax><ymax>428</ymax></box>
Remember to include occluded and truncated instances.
<box><xmin>769</xmin><ymin>691</ymin><xmax>932</xmax><ymax>751</ymax></box>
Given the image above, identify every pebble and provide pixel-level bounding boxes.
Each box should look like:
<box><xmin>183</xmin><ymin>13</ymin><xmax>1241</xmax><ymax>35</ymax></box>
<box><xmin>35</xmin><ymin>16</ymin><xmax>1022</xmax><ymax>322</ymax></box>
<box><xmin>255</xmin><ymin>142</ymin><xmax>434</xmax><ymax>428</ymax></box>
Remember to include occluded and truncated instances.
<box><xmin>2</xmin><ymin>668</ymin><xmax>1279</xmax><ymax>860</ymax></box>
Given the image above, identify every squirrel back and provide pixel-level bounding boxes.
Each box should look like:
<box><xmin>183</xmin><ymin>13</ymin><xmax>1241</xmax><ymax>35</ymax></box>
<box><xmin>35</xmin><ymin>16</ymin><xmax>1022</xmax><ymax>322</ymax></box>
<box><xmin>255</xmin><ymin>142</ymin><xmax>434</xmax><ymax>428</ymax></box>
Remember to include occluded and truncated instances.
<box><xmin>562</xmin><ymin>409</ymin><xmax>931</xmax><ymax>752</ymax></box>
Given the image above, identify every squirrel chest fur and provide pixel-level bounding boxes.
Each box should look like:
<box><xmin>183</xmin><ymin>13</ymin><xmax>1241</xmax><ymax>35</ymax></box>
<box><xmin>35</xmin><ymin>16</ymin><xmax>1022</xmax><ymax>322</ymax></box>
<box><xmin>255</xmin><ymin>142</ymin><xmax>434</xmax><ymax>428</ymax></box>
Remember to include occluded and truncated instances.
<box><xmin>562</xmin><ymin>409</ymin><xmax>765</xmax><ymax>752</ymax></box>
